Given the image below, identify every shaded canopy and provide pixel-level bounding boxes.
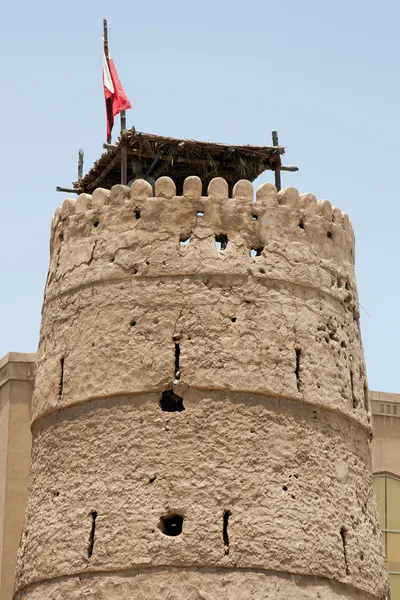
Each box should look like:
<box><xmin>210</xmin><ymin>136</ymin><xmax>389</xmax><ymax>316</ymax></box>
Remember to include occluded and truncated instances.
<box><xmin>74</xmin><ymin>129</ymin><xmax>287</xmax><ymax>195</ymax></box>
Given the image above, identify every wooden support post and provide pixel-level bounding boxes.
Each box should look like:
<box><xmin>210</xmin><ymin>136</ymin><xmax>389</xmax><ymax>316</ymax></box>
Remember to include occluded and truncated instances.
<box><xmin>56</xmin><ymin>186</ymin><xmax>81</xmax><ymax>194</ymax></box>
<box><xmin>272</xmin><ymin>130</ymin><xmax>281</xmax><ymax>191</ymax></box>
<box><xmin>120</xmin><ymin>110</ymin><xmax>127</xmax><ymax>185</ymax></box>
<box><xmin>78</xmin><ymin>148</ymin><xmax>84</xmax><ymax>182</ymax></box>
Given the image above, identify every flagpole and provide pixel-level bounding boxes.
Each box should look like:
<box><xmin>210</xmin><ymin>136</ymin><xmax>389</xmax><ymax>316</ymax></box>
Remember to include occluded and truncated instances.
<box><xmin>103</xmin><ymin>19</ymin><xmax>112</xmax><ymax>144</ymax></box>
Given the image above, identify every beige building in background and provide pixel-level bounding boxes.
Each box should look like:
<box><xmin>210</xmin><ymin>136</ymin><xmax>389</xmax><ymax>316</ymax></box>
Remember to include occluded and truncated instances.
<box><xmin>371</xmin><ymin>391</ymin><xmax>400</xmax><ymax>598</ymax></box>
<box><xmin>0</xmin><ymin>354</ymin><xmax>35</xmax><ymax>600</ymax></box>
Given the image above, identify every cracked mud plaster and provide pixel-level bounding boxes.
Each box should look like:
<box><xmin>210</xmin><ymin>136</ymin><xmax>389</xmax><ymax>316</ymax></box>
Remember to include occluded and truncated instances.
<box><xmin>14</xmin><ymin>178</ymin><xmax>389</xmax><ymax>600</ymax></box>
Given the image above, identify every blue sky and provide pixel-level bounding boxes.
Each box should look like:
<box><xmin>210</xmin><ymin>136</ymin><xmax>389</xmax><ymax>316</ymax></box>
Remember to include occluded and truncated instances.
<box><xmin>1</xmin><ymin>0</ymin><xmax>399</xmax><ymax>392</ymax></box>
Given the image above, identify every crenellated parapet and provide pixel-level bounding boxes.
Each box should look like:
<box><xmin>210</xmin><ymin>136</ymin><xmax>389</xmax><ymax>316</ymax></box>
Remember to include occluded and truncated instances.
<box><xmin>49</xmin><ymin>176</ymin><xmax>355</xmax><ymax>285</ymax></box>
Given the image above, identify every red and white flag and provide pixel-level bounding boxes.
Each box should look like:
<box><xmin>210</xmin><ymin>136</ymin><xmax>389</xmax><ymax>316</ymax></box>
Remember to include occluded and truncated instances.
<box><xmin>103</xmin><ymin>49</ymin><xmax>132</xmax><ymax>140</ymax></box>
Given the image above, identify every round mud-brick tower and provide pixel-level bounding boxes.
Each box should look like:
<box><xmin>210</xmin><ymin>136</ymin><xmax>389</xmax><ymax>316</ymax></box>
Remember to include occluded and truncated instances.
<box><xmin>14</xmin><ymin>177</ymin><xmax>389</xmax><ymax>599</ymax></box>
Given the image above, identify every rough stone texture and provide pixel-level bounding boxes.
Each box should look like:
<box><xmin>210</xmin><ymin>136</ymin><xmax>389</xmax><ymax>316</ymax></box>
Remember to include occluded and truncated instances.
<box><xmin>13</xmin><ymin>570</ymin><xmax>381</xmax><ymax>600</ymax></box>
<box><xmin>14</xmin><ymin>178</ymin><xmax>389</xmax><ymax>599</ymax></box>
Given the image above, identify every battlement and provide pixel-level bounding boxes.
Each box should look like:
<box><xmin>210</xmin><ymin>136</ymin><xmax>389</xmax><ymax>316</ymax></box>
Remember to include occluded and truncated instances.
<box><xmin>51</xmin><ymin>177</ymin><xmax>355</xmax><ymax>272</ymax></box>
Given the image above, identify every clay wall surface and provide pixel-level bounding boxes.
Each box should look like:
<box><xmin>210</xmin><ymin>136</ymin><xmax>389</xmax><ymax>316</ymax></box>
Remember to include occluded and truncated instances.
<box><xmin>0</xmin><ymin>354</ymin><xmax>35</xmax><ymax>600</ymax></box>
<box><xmin>14</xmin><ymin>177</ymin><xmax>388</xmax><ymax>599</ymax></box>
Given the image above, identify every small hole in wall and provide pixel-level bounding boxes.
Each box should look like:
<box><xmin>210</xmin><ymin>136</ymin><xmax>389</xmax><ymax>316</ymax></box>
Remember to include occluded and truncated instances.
<box><xmin>59</xmin><ymin>232</ymin><xmax>64</xmax><ymax>242</ymax></box>
<box><xmin>282</xmin><ymin>485</ymin><xmax>288</xmax><ymax>491</ymax></box>
<box><xmin>148</xmin><ymin>475</ymin><xmax>157</xmax><ymax>484</ymax></box>
<box><xmin>180</xmin><ymin>235</ymin><xmax>191</xmax><ymax>246</ymax></box>
<box><xmin>160</xmin><ymin>390</ymin><xmax>185</xmax><ymax>412</ymax></box>
<box><xmin>174</xmin><ymin>343</ymin><xmax>181</xmax><ymax>380</ymax></box>
<box><xmin>350</xmin><ymin>370</ymin><xmax>358</xmax><ymax>408</ymax></box>
<box><xmin>295</xmin><ymin>348</ymin><xmax>302</xmax><ymax>392</ymax></box>
<box><xmin>158</xmin><ymin>513</ymin><xmax>183</xmax><ymax>536</ymax></box>
<box><xmin>88</xmin><ymin>511</ymin><xmax>97</xmax><ymax>558</ymax></box>
<box><xmin>110</xmin><ymin>256</ymin><xmax>115</xmax><ymax>263</ymax></box>
<box><xmin>327</xmin><ymin>231</ymin><xmax>333</xmax><ymax>239</ymax></box>
<box><xmin>231</xmin><ymin>317</ymin><xmax>237</xmax><ymax>323</ymax></box>
<box><xmin>93</xmin><ymin>220</ymin><xmax>100</xmax><ymax>228</ymax></box>
<box><xmin>251</xmin><ymin>214</ymin><xmax>258</xmax><ymax>221</ymax></box>
<box><xmin>58</xmin><ymin>357</ymin><xmax>65</xmax><ymax>401</ymax></box>
<box><xmin>134</xmin><ymin>209</ymin><xmax>141</xmax><ymax>219</ymax></box>
<box><xmin>215</xmin><ymin>234</ymin><xmax>228</xmax><ymax>250</ymax></box>
<box><xmin>299</xmin><ymin>219</ymin><xmax>305</xmax><ymax>229</ymax></box>
<box><xmin>130</xmin><ymin>320</ymin><xmax>137</xmax><ymax>327</ymax></box>
<box><xmin>223</xmin><ymin>510</ymin><xmax>231</xmax><ymax>555</ymax></box>
<box><xmin>196</xmin><ymin>210</ymin><xmax>204</xmax><ymax>217</ymax></box>
<box><xmin>250</xmin><ymin>247</ymin><xmax>264</xmax><ymax>257</ymax></box>
<box><xmin>363</xmin><ymin>382</ymin><xmax>369</xmax><ymax>413</ymax></box>
<box><xmin>340</xmin><ymin>526</ymin><xmax>350</xmax><ymax>575</ymax></box>
<box><xmin>260</xmin><ymin>268</ymin><xmax>266</xmax><ymax>274</ymax></box>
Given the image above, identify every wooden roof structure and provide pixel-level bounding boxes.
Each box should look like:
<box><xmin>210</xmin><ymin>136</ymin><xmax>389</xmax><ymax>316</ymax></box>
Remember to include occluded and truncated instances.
<box><xmin>65</xmin><ymin>129</ymin><xmax>298</xmax><ymax>195</ymax></box>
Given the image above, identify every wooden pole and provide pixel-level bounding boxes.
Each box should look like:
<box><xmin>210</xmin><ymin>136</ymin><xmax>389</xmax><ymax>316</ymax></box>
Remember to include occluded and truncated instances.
<box><xmin>103</xmin><ymin>18</ymin><xmax>109</xmax><ymax>58</ymax></box>
<box><xmin>103</xmin><ymin>19</ymin><xmax>113</xmax><ymax>144</ymax></box>
<box><xmin>56</xmin><ymin>186</ymin><xmax>81</xmax><ymax>194</ymax></box>
<box><xmin>272</xmin><ymin>131</ymin><xmax>281</xmax><ymax>191</ymax></box>
<box><xmin>78</xmin><ymin>148</ymin><xmax>84</xmax><ymax>182</ymax></box>
<box><xmin>120</xmin><ymin>110</ymin><xmax>127</xmax><ymax>185</ymax></box>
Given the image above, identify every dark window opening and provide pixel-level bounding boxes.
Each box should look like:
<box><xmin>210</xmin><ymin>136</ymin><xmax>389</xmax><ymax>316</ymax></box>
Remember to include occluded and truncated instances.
<box><xmin>350</xmin><ymin>370</ymin><xmax>358</xmax><ymax>408</ymax></box>
<box><xmin>174</xmin><ymin>343</ymin><xmax>180</xmax><ymax>380</ymax></box>
<box><xmin>251</xmin><ymin>214</ymin><xmax>258</xmax><ymax>221</ymax></box>
<box><xmin>364</xmin><ymin>382</ymin><xmax>369</xmax><ymax>413</ymax></box>
<box><xmin>158</xmin><ymin>513</ymin><xmax>183</xmax><ymax>536</ymax></box>
<box><xmin>295</xmin><ymin>349</ymin><xmax>301</xmax><ymax>392</ymax></box>
<box><xmin>180</xmin><ymin>234</ymin><xmax>191</xmax><ymax>246</ymax></box>
<box><xmin>88</xmin><ymin>511</ymin><xmax>97</xmax><ymax>558</ymax></box>
<box><xmin>223</xmin><ymin>510</ymin><xmax>231</xmax><ymax>555</ymax></box>
<box><xmin>250</xmin><ymin>246</ymin><xmax>264</xmax><ymax>258</ymax></box>
<box><xmin>134</xmin><ymin>209</ymin><xmax>141</xmax><ymax>219</ymax></box>
<box><xmin>160</xmin><ymin>390</ymin><xmax>184</xmax><ymax>412</ymax></box>
<box><xmin>93</xmin><ymin>220</ymin><xmax>100</xmax><ymax>228</ymax></box>
<box><xmin>327</xmin><ymin>230</ymin><xmax>333</xmax><ymax>239</ymax></box>
<box><xmin>215</xmin><ymin>234</ymin><xmax>228</xmax><ymax>250</ymax></box>
<box><xmin>58</xmin><ymin>357</ymin><xmax>64</xmax><ymax>400</ymax></box>
<box><xmin>340</xmin><ymin>526</ymin><xmax>349</xmax><ymax>575</ymax></box>
<box><xmin>299</xmin><ymin>219</ymin><xmax>305</xmax><ymax>229</ymax></box>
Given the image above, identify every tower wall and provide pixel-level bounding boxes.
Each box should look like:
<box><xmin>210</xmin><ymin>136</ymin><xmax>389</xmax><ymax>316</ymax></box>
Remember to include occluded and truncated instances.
<box><xmin>14</xmin><ymin>177</ymin><xmax>388</xmax><ymax>599</ymax></box>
